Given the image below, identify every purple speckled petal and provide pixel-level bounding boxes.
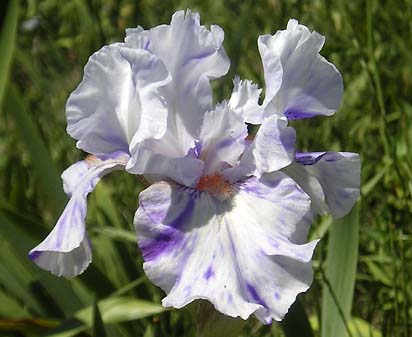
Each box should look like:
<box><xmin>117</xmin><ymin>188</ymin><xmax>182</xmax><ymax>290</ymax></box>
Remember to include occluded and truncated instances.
<box><xmin>259</xmin><ymin>19</ymin><xmax>343</xmax><ymax>119</ymax></box>
<box><xmin>227</xmin><ymin>115</ymin><xmax>295</xmax><ymax>182</ymax></box>
<box><xmin>29</xmin><ymin>153</ymin><xmax>128</xmax><ymax>277</ymax></box>
<box><xmin>134</xmin><ymin>172</ymin><xmax>316</xmax><ymax>323</ymax></box>
<box><xmin>284</xmin><ymin>152</ymin><xmax>361</xmax><ymax>218</ymax></box>
<box><xmin>228</xmin><ymin>76</ymin><xmax>264</xmax><ymax>124</ymax></box>
<box><xmin>66</xmin><ymin>43</ymin><xmax>171</xmax><ymax>156</ymax></box>
<box><xmin>126</xmin><ymin>10</ymin><xmax>230</xmax><ymax>154</ymax></box>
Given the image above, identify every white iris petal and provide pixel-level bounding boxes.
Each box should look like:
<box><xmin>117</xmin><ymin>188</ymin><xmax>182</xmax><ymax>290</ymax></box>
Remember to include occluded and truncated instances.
<box><xmin>29</xmin><ymin>153</ymin><xmax>128</xmax><ymax>277</ymax></box>
<box><xmin>284</xmin><ymin>152</ymin><xmax>361</xmax><ymax>218</ymax></box>
<box><xmin>134</xmin><ymin>102</ymin><xmax>317</xmax><ymax>323</ymax></box>
<box><xmin>259</xmin><ymin>19</ymin><xmax>344</xmax><ymax>119</ymax></box>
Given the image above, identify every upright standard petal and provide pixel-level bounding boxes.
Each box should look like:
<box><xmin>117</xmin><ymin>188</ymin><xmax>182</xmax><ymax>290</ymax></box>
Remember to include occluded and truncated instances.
<box><xmin>283</xmin><ymin>152</ymin><xmax>361</xmax><ymax>218</ymax></box>
<box><xmin>198</xmin><ymin>102</ymin><xmax>248</xmax><ymax>174</ymax></box>
<box><xmin>29</xmin><ymin>153</ymin><xmax>128</xmax><ymax>277</ymax></box>
<box><xmin>66</xmin><ymin>43</ymin><xmax>171</xmax><ymax>156</ymax></box>
<box><xmin>228</xmin><ymin>77</ymin><xmax>264</xmax><ymax>124</ymax></box>
<box><xmin>126</xmin><ymin>10</ymin><xmax>230</xmax><ymax>152</ymax></box>
<box><xmin>135</xmin><ymin>172</ymin><xmax>316</xmax><ymax>323</ymax></box>
<box><xmin>259</xmin><ymin>19</ymin><xmax>343</xmax><ymax>119</ymax></box>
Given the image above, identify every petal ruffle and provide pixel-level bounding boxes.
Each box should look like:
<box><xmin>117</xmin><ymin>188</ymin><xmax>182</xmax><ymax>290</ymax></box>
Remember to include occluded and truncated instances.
<box><xmin>283</xmin><ymin>152</ymin><xmax>361</xmax><ymax>218</ymax></box>
<box><xmin>66</xmin><ymin>43</ymin><xmax>171</xmax><ymax>156</ymax></box>
<box><xmin>126</xmin><ymin>10</ymin><xmax>230</xmax><ymax>153</ymax></box>
<box><xmin>29</xmin><ymin>153</ymin><xmax>128</xmax><ymax>277</ymax></box>
<box><xmin>259</xmin><ymin>19</ymin><xmax>343</xmax><ymax>119</ymax></box>
<box><xmin>229</xmin><ymin>77</ymin><xmax>264</xmax><ymax>124</ymax></box>
<box><xmin>135</xmin><ymin>172</ymin><xmax>316</xmax><ymax>323</ymax></box>
<box><xmin>199</xmin><ymin>102</ymin><xmax>248</xmax><ymax>174</ymax></box>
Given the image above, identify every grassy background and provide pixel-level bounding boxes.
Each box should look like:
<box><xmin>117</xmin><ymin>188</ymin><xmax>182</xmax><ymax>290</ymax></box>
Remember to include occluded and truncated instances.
<box><xmin>0</xmin><ymin>0</ymin><xmax>411</xmax><ymax>336</ymax></box>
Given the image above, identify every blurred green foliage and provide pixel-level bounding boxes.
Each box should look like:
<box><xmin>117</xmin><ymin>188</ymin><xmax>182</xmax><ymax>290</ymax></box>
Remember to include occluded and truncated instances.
<box><xmin>0</xmin><ymin>0</ymin><xmax>411</xmax><ymax>336</ymax></box>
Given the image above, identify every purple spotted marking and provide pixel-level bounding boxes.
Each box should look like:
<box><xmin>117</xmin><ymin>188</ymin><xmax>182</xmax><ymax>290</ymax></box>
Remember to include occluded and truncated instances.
<box><xmin>204</xmin><ymin>265</ymin><xmax>214</xmax><ymax>280</ymax></box>
<box><xmin>295</xmin><ymin>152</ymin><xmax>326</xmax><ymax>165</ymax></box>
<box><xmin>140</xmin><ymin>198</ymin><xmax>195</xmax><ymax>261</ymax></box>
<box><xmin>274</xmin><ymin>291</ymin><xmax>281</xmax><ymax>300</ymax></box>
<box><xmin>144</xmin><ymin>39</ymin><xmax>151</xmax><ymax>50</ymax></box>
<box><xmin>246</xmin><ymin>283</ymin><xmax>267</xmax><ymax>307</ymax></box>
<box><xmin>28</xmin><ymin>251</ymin><xmax>41</xmax><ymax>261</ymax></box>
<box><xmin>322</xmin><ymin>152</ymin><xmax>343</xmax><ymax>162</ymax></box>
<box><xmin>285</xmin><ymin>109</ymin><xmax>318</xmax><ymax>120</ymax></box>
<box><xmin>227</xmin><ymin>293</ymin><xmax>233</xmax><ymax>304</ymax></box>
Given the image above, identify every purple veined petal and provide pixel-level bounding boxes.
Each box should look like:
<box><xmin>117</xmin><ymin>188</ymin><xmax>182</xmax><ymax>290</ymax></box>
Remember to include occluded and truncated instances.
<box><xmin>29</xmin><ymin>153</ymin><xmax>128</xmax><ymax>277</ymax></box>
<box><xmin>134</xmin><ymin>172</ymin><xmax>316</xmax><ymax>323</ymax></box>
<box><xmin>125</xmin><ymin>10</ymin><xmax>230</xmax><ymax>154</ymax></box>
<box><xmin>229</xmin><ymin>115</ymin><xmax>295</xmax><ymax>181</ymax></box>
<box><xmin>198</xmin><ymin>101</ymin><xmax>248</xmax><ymax>175</ymax></box>
<box><xmin>258</xmin><ymin>19</ymin><xmax>343</xmax><ymax>119</ymax></box>
<box><xmin>284</xmin><ymin>152</ymin><xmax>361</xmax><ymax>218</ymax></box>
<box><xmin>66</xmin><ymin>43</ymin><xmax>171</xmax><ymax>156</ymax></box>
<box><xmin>295</xmin><ymin>151</ymin><xmax>326</xmax><ymax>166</ymax></box>
<box><xmin>228</xmin><ymin>76</ymin><xmax>264</xmax><ymax>124</ymax></box>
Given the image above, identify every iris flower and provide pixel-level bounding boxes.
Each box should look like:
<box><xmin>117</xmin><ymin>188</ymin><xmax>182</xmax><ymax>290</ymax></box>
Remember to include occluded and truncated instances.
<box><xmin>29</xmin><ymin>10</ymin><xmax>229</xmax><ymax>277</ymax></box>
<box><xmin>29</xmin><ymin>11</ymin><xmax>360</xmax><ymax>323</ymax></box>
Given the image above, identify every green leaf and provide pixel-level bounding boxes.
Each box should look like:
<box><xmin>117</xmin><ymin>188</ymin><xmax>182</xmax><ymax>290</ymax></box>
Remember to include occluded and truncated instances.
<box><xmin>76</xmin><ymin>296</ymin><xmax>166</xmax><ymax>325</ymax></box>
<box><xmin>0</xmin><ymin>290</ymin><xmax>30</xmax><ymax>318</ymax></box>
<box><xmin>93</xmin><ymin>227</ymin><xmax>137</xmax><ymax>244</ymax></box>
<box><xmin>350</xmin><ymin>317</ymin><xmax>382</xmax><ymax>337</ymax></box>
<box><xmin>0</xmin><ymin>212</ymin><xmax>86</xmax><ymax>316</ymax></box>
<box><xmin>46</xmin><ymin>297</ymin><xmax>166</xmax><ymax>337</ymax></box>
<box><xmin>92</xmin><ymin>300</ymin><xmax>107</xmax><ymax>337</ymax></box>
<box><xmin>0</xmin><ymin>0</ymin><xmax>19</xmax><ymax>107</ymax></box>
<box><xmin>4</xmin><ymin>85</ymin><xmax>67</xmax><ymax>217</ymax></box>
<box><xmin>311</xmin><ymin>316</ymin><xmax>381</xmax><ymax>337</ymax></box>
<box><xmin>321</xmin><ymin>204</ymin><xmax>359</xmax><ymax>337</ymax></box>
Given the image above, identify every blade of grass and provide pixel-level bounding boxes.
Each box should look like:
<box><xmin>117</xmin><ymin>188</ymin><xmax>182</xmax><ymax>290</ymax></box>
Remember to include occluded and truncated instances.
<box><xmin>4</xmin><ymin>85</ymin><xmax>67</xmax><ymax>217</ymax></box>
<box><xmin>92</xmin><ymin>300</ymin><xmax>107</xmax><ymax>337</ymax></box>
<box><xmin>0</xmin><ymin>212</ymin><xmax>87</xmax><ymax>315</ymax></box>
<box><xmin>321</xmin><ymin>203</ymin><xmax>359</xmax><ymax>337</ymax></box>
<box><xmin>45</xmin><ymin>297</ymin><xmax>167</xmax><ymax>337</ymax></box>
<box><xmin>0</xmin><ymin>0</ymin><xmax>19</xmax><ymax>107</ymax></box>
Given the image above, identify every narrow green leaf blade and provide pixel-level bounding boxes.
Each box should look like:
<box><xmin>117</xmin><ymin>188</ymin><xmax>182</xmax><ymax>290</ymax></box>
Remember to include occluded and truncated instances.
<box><xmin>321</xmin><ymin>204</ymin><xmax>359</xmax><ymax>337</ymax></box>
<box><xmin>0</xmin><ymin>0</ymin><xmax>19</xmax><ymax>106</ymax></box>
<box><xmin>76</xmin><ymin>296</ymin><xmax>167</xmax><ymax>325</ymax></box>
<box><xmin>92</xmin><ymin>300</ymin><xmax>107</xmax><ymax>337</ymax></box>
<box><xmin>45</xmin><ymin>297</ymin><xmax>167</xmax><ymax>337</ymax></box>
<box><xmin>4</xmin><ymin>85</ymin><xmax>67</xmax><ymax>217</ymax></box>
